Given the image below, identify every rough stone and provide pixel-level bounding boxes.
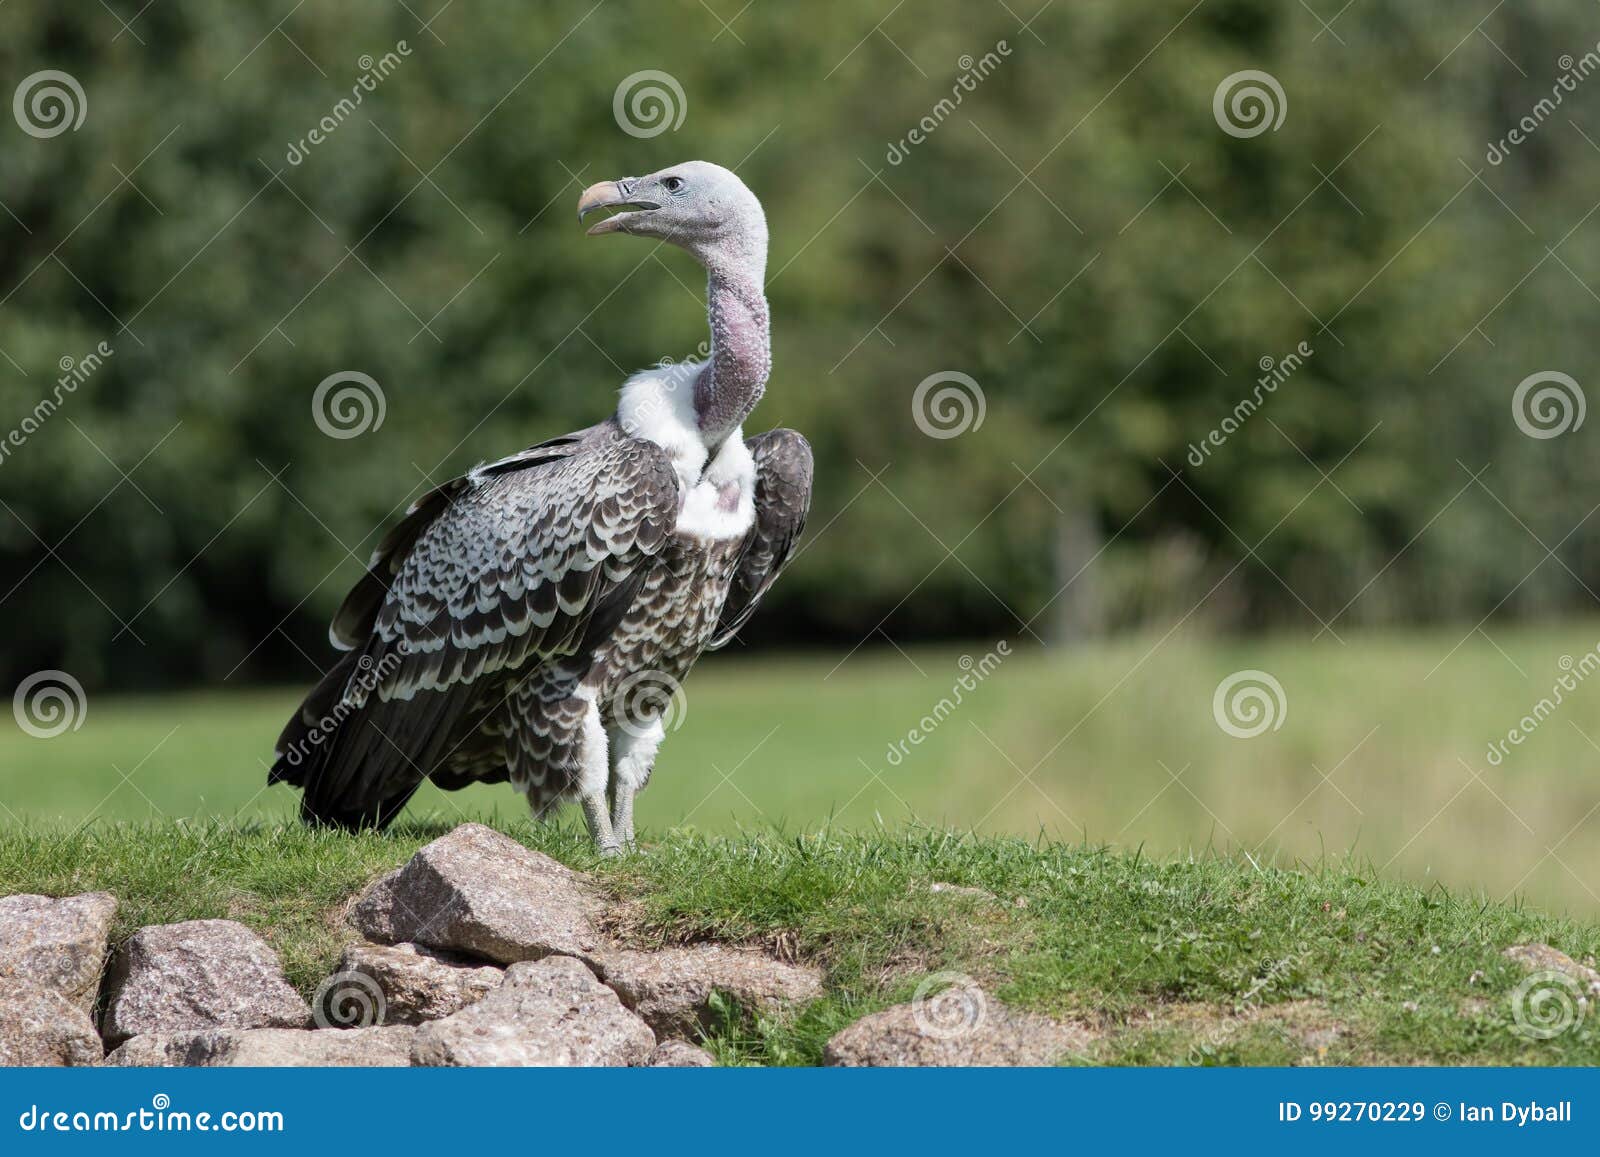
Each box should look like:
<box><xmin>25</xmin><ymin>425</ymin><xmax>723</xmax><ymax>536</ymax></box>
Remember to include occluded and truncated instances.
<box><xmin>1504</xmin><ymin>943</ymin><xmax>1600</xmax><ymax>996</ymax></box>
<box><xmin>412</xmin><ymin>955</ymin><xmax>654</xmax><ymax>1066</ymax></box>
<box><xmin>649</xmin><ymin>1039</ymin><xmax>716</xmax><ymax>1067</ymax></box>
<box><xmin>596</xmin><ymin>945</ymin><xmax>822</xmax><ymax>1037</ymax></box>
<box><xmin>824</xmin><ymin>984</ymin><xmax>1093</xmax><ymax>1066</ymax></box>
<box><xmin>0</xmin><ymin>985</ymin><xmax>102</xmax><ymax>1066</ymax></box>
<box><xmin>349</xmin><ymin>824</ymin><xmax>605</xmax><ymax>966</ymax></box>
<box><xmin>102</xmin><ymin>919</ymin><xmax>311</xmax><ymax>1044</ymax></box>
<box><xmin>0</xmin><ymin>892</ymin><xmax>118</xmax><ymax>1013</ymax></box>
<box><xmin>104</xmin><ymin>1026</ymin><xmax>415</xmax><ymax>1067</ymax></box>
<box><xmin>329</xmin><ymin>941</ymin><xmax>503</xmax><ymax>1026</ymax></box>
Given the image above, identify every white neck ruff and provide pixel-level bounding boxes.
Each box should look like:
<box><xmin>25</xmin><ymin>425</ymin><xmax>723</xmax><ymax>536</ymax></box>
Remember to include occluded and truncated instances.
<box><xmin>618</xmin><ymin>359</ymin><xmax>755</xmax><ymax>542</ymax></box>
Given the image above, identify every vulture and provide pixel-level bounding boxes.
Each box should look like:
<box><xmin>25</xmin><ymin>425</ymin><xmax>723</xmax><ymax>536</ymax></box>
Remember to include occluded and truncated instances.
<box><xmin>269</xmin><ymin>160</ymin><xmax>812</xmax><ymax>853</ymax></box>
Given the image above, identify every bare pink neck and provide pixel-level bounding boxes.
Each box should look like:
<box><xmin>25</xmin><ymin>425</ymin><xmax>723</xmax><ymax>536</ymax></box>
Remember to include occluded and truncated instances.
<box><xmin>694</xmin><ymin>262</ymin><xmax>770</xmax><ymax>444</ymax></box>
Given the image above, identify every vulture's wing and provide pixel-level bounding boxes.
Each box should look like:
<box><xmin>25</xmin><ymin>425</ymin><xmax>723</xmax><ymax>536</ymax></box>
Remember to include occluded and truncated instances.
<box><xmin>269</xmin><ymin>420</ymin><xmax>678</xmax><ymax>828</ymax></box>
<box><xmin>705</xmin><ymin>428</ymin><xmax>813</xmax><ymax>650</ymax></box>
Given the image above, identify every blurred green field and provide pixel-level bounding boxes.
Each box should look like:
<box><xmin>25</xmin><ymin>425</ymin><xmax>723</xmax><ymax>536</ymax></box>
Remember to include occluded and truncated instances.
<box><xmin>6</xmin><ymin>622</ymin><xmax>1600</xmax><ymax>916</ymax></box>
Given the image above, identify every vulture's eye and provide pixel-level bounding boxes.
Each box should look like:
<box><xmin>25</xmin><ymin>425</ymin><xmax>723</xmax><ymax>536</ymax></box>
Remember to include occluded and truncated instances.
<box><xmin>662</xmin><ymin>176</ymin><xmax>685</xmax><ymax>193</ymax></box>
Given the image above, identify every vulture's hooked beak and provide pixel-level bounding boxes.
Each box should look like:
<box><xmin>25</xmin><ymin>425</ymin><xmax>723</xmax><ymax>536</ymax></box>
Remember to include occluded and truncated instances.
<box><xmin>577</xmin><ymin>180</ymin><xmax>660</xmax><ymax>235</ymax></box>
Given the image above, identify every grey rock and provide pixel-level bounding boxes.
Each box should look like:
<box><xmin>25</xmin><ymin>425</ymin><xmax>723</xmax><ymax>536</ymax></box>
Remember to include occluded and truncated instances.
<box><xmin>349</xmin><ymin>824</ymin><xmax>605</xmax><ymax>966</ymax></box>
<box><xmin>596</xmin><ymin>945</ymin><xmax>822</xmax><ymax>1037</ymax></box>
<box><xmin>649</xmin><ymin>1039</ymin><xmax>716</xmax><ymax>1067</ymax></box>
<box><xmin>1504</xmin><ymin>943</ymin><xmax>1600</xmax><ymax>996</ymax></box>
<box><xmin>102</xmin><ymin>919</ymin><xmax>311</xmax><ymax>1044</ymax></box>
<box><xmin>412</xmin><ymin>955</ymin><xmax>655</xmax><ymax>1067</ymax></box>
<box><xmin>0</xmin><ymin>985</ymin><xmax>102</xmax><ymax>1066</ymax></box>
<box><xmin>329</xmin><ymin>941</ymin><xmax>503</xmax><ymax>1026</ymax></box>
<box><xmin>0</xmin><ymin>892</ymin><xmax>118</xmax><ymax>1012</ymax></box>
<box><xmin>824</xmin><ymin>984</ymin><xmax>1093</xmax><ymax>1066</ymax></box>
<box><xmin>105</xmin><ymin>1026</ymin><xmax>415</xmax><ymax>1067</ymax></box>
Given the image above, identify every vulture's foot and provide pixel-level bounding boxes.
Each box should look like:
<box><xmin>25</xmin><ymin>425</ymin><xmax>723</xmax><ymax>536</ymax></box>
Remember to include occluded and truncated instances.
<box><xmin>610</xmin><ymin>778</ymin><xmax>637</xmax><ymax>852</ymax></box>
<box><xmin>581</xmin><ymin>790</ymin><xmax>622</xmax><ymax>856</ymax></box>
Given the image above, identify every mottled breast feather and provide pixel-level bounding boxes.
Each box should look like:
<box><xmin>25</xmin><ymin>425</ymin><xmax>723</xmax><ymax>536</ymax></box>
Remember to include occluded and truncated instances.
<box><xmin>364</xmin><ymin>421</ymin><xmax>680</xmax><ymax>701</ymax></box>
<box><xmin>705</xmin><ymin>427</ymin><xmax>813</xmax><ymax>650</ymax></box>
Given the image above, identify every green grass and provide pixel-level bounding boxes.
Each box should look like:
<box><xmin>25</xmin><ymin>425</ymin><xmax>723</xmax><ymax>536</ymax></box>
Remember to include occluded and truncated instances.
<box><xmin>8</xmin><ymin>622</ymin><xmax>1600</xmax><ymax>915</ymax></box>
<box><xmin>1</xmin><ymin>820</ymin><xmax>1595</xmax><ymax>1066</ymax></box>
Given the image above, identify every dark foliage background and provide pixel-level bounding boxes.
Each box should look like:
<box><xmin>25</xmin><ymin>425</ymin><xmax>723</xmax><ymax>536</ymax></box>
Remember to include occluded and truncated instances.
<box><xmin>1</xmin><ymin>1</ymin><xmax>1598</xmax><ymax>690</ymax></box>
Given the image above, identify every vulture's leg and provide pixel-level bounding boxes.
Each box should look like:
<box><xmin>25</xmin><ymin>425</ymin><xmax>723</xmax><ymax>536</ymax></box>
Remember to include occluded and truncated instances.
<box><xmin>608</xmin><ymin>719</ymin><xmax>664</xmax><ymax>851</ymax></box>
<box><xmin>573</xmin><ymin>696</ymin><xmax>621</xmax><ymax>856</ymax></box>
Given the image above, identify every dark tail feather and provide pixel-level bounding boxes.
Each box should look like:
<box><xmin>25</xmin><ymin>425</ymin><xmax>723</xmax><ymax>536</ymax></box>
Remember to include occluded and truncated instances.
<box><xmin>297</xmin><ymin>782</ymin><xmax>421</xmax><ymax>832</ymax></box>
<box><xmin>269</xmin><ymin>651</ymin><xmax>361</xmax><ymax>788</ymax></box>
<box><xmin>268</xmin><ymin>650</ymin><xmax>420</xmax><ymax>832</ymax></box>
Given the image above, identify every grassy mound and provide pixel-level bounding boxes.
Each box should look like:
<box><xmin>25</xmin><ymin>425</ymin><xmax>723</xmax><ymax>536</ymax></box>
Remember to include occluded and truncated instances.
<box><xmin>1</xmin><ymin>820</ymin><xmax>1595</xmax><ymax>1065</ymax></box>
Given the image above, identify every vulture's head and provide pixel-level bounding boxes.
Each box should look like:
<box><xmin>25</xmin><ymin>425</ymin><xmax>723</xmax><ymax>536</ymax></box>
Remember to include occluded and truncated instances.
<box><xmin>578</xmin><ymin>160</ymin><xmax>766</xmax><ymax>270</ymax></box>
